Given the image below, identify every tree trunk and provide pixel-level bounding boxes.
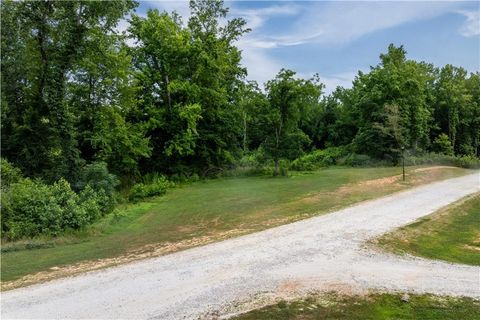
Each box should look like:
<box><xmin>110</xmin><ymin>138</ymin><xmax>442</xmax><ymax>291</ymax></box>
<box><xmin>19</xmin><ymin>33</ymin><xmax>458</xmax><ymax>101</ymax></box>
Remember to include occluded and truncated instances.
<box><xmin>274</xmin><ymin>158</ymin><xmax>279</xmax><ymax>176</ymax></box>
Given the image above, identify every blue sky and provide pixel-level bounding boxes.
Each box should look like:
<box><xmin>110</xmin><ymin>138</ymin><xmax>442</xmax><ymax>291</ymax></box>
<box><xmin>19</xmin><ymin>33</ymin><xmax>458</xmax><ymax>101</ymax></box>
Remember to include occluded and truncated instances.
<box><xmin>132</xmin><ymin>1</ymin><xmax>479</xmax><ymax>93</ymax></box>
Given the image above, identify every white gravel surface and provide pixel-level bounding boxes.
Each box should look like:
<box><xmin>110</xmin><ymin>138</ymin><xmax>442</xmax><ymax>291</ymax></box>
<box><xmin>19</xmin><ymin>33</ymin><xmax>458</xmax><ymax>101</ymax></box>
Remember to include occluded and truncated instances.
<box><xmin>2</xmin><ymin>173</ymin><xmax>479</xmax><ymax>319</ymax></box>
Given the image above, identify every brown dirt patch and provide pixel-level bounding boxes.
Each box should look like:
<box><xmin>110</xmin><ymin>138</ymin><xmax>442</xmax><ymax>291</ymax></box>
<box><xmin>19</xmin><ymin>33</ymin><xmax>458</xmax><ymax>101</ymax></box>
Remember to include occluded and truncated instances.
<box><xmin>412</xmin><ymin>166</ymin><xmax>458</xmax><ymax>173</ymax></box>
<box><xmin>277</xmin><ymin>279</ymin><xmax>306</xmax><ymax>294</ymax></box>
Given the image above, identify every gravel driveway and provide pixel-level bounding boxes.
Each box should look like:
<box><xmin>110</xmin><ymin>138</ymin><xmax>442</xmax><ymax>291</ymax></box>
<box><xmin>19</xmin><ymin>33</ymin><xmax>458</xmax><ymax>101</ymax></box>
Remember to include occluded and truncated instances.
<box><xmin>2</xmin><ymin>172</ymin><xmax>479</xmax><ymax>319</ymax></box>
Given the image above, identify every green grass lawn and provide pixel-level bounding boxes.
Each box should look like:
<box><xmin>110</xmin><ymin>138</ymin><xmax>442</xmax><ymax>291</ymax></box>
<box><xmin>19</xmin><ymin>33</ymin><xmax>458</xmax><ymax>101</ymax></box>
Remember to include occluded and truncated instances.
<box><xmin>0</xmin><ymin>166</ymin><xmax>470</xmax><ymax>288</ymax></box>
<box><xmin>233</xmin><ymin>293</ymin><xmax>480</xmax><ymax>320</ymax></box>
<box><xmin>376</xmin><ymin>193</ymin><xmax>480</xmax><ymax>266</ymax></box>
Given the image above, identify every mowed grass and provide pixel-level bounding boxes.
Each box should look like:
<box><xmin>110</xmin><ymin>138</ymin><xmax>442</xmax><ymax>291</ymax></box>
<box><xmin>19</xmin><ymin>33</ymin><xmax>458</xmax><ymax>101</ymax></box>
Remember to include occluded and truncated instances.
<box><xmin>0</xmin><ymin>166</ymin><xmax>470</xmax><ymax>286</ymax></box>
<box><xmin>376</xmin><ymin>193</ymin><xmax>480</xmax><ymax>265</ymax></box>
<box><xmin>233</xmin><ymin>293</ymin><xmax>480</xmax><ymax>320</ymax></box>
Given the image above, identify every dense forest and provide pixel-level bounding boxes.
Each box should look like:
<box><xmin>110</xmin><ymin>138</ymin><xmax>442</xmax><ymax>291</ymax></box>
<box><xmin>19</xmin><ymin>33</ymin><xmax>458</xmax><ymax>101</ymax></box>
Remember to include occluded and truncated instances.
<box><xmin>1</xmin><ymin>0</ymin><xmax>479</xmax><ymax>239</ymax></box>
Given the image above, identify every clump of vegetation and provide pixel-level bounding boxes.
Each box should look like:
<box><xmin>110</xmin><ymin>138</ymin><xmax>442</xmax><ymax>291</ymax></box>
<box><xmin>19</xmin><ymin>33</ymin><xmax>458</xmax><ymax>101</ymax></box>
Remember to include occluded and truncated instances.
<box><xmin>432</xmin><ymin>133</ymin><xmax>454</xmax><ymax>156</ymax></box>
<box><xmin>291</xmin><ymin>147</ymin><xmax>347</xmax><ymax>170</ymax></box>
<box><xmin>0</xmin><ymin>158</ymin><xmax>23</xmax><ymax>188</ymax></box>
<box><xmin>129</xmin><ymin>174</ymin><xmax>172</xmax><ymax>202</ymax></box>
<box><xmin>2</xmin><ymin>178</ymin><xmax>99</xmax><ymax>240</ymax></box>
<box><xmin>1</xmin><ymin>160</ymin><xmax>117</xmax><ymax>240</ymax></box>
<box><xmin>405</xmin><ymin>153</ymin><xmax>480</xmax><ymax>169</ymax></box>
<box><xmin>74</xmin><ymin>162</ymin><xmax>119</xmax><ymax>212</ymax></box>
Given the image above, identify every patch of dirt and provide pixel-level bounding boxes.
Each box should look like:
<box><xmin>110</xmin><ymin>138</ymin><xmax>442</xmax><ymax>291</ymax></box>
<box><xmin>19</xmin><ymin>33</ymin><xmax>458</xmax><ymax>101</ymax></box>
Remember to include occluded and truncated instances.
<box><xmin>359</xmin><ymin>175</ymin><xmax>402</xmax><ymax>187</ymax></box>
<box><xmin>277</xmin><ymin>280</ymin><xmax>305</xmax><ymax>294</ymax></box>
<box><xmin>320</xmin><ymin>283</ymin><xmax>363</xmax><ymax>297</ymax></box>
<box><xmin>1</xmin><ymin>228</ymin><xmax>253</xmax><ymax>291</ymax></box>
<box><xmin>412</xmin><ymin>166</ymin><xmax>458</xmax><ymax>173</ymax></box>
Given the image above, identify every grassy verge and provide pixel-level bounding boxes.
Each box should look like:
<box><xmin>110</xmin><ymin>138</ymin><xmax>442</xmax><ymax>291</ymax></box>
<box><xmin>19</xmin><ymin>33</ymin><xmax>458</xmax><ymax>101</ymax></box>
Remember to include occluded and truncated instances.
<box><xmin>0</xmin><ymin>166</ymin><xmax>471</xmax><ymax>288</ymax></box>
<box><xmin>233</xmin><ymin>292</ymin><xmax>480</xmax><ymax>320</ymax></box>
<box><xmin>375</xmin><ymin>193</ymin><xmax>480</xmax><ymax>266</ymax></box>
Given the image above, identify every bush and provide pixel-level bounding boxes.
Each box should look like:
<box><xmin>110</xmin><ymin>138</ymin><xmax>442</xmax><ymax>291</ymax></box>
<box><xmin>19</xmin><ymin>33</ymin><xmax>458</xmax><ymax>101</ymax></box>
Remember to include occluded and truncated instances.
<box><xmin>129</xmin><ymin>174</ymin><xmax>171</xmax><ymax>202</ymax></box>
<box><xmin>278</xmin><ymin>159</ymin><xmax>290</xmax><ymax>176</ymax></box>
<box><xmin>222</xmin><ymin>149</ymin><xmax>274</xmax><ymax>177</ymax></box>
<box><xmin>291</xmin><ymin>147</ymin><xmax>347</xmax><ymax>171</ymax></box>
<box><xmin>342</xmin><ymin>153</ymin><xmax>392</xmax><ymax>167</ymax></box>
<box><xmin>405</xmin><ymin>153</ymin><xmax>480</xmax><ymax>169</ymax></box>
<box><xmin>453</xmin><ymin>155</ymin><xmax>480</xmax><ymax>169</ymax></box>
<box><xmin>74</xmin><ymin>161</ymin><xmax>119</xmax><ymax>213</ymax></box>
<box><xmin>1</xmin><ymin>178</ymin><xmax>104</xmax><ymax>240</ymax></box>
<box><xmin>432</xmin><ymin>134</ymin><xmax>454</xmax><ymax>156</ymax></box>
<box><xmin>169</xmin><ymin>172</ymin><xmax>200</xmax><ymax>184</ymax></box>
<box><xmin>1</xmin><ymin>158</ymin><xmax>23</xmax><ymax>188</ymax></box>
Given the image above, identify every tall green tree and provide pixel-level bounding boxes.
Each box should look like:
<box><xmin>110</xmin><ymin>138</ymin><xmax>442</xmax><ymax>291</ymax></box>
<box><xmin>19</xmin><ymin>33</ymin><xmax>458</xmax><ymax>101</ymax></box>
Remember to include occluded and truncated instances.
<box><xmin>187</xmin><ymin>0</ymin><xmax>250</xmax><ymax>172</ymax></box>
<box><xmin>128</xmin><ymin>10</ymin><xmax>203</xmax><ymax>174</ymax></box>
<box><xmin>129</xmin><ymin>0</ymin><xmax>249</xmax><ymax>175</ymax></box>
<box><xmin>261</xmin><ymin>69</ymin><xmax>323</xmax><ymax>175</ymax></box>
<box><xmin>345</xmin><ymin>44</ymin><xmax>434</xmax><ymax>159</ymax></box>
<box><xmin>1</xmin><ymin>0</ymin><xmax>136</xmax><ymax>181</ymax></box>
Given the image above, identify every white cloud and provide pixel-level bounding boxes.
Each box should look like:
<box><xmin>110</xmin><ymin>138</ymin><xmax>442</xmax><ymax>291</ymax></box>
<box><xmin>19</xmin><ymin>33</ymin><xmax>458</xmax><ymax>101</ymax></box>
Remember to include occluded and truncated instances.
<box><xmin>239</xmin><ymin>45</ymin><xmax>282</xmax><ymax>88</ymax></box>
<box><xmin>457</xmin><ymin>10</ymin><xmax>480</xmax><ymax>37</ymax></box>
<box><xmin>231</xmin><ymin>4</ymin><xmax>300</xmax><ymax>30</ymax></box>
<box><xmin>247</xmin><ymin>1</ymin><xmax>458</xmax><ymax>48</ymax></box>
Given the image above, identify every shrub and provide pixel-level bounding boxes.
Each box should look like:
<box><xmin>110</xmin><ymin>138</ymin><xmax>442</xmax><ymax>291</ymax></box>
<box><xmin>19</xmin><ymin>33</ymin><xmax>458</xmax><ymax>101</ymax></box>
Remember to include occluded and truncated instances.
<box><xmin>2</xmin><ymin>179</ymin><xmax>63</xmax><ymax>239</ymax></box>
<box><xmin>222</xmin><ymin>149</ymin><xmax>273</xmax><ymax>177</ymax></box>
<box><xmin>78</xmin><ymin>185</ymin><xmax>104</xmax><ymax>223</ymax></box>
<box><xmin>453</xmin><ymin>155</ymin><xmax>480</xmax><ymax>169</ymax></box>
<box><xmin>75</xmin><ymin>161</ymin><xmax>119</xmax><ymax>212</ymax></box>
<box><xmin>51</xmin><ymin>179</ymin><xmax>89</xmax><ymax>230</ymax></box>
<box><xmin>342</xmin><ymin>153</ymin><xmax>392</xmax><ymax>167</ymax></box>
<box><xmin>1</xmin><ymin>158</ymin><xmax>23</xmax><ymax>188</ymax></box>
<box><xmin>278</xmin><ymin>159</ymin><xmax>290</xmax><ymax>176</ymax></box>
<box><xmin>405</xmin><ymin>153</ymin><xmax>480</xmax><ymax>169</ymax></box>
<box><xmin>168</xmin><ymin>172</ymin><xmax>200</xmax><ymax>184</ymax></box>
<box><xmin>129</xmin><ymin>175</ymin><xmax>171</xmax><ymax>202</ymax></box>
<box><xmin>432</xmin><ymin>134</ymin><xmax>454</xmax><ymax>156</ymax></box>
<box><xmin>291</xmin><ymin>147</ymin><xmax>347</xmax><ymax>171</ymax></box>
<box><xmin>1</xmin><ymin>178</ymin><xmax>104</xmax><ymax>240</ymax></box>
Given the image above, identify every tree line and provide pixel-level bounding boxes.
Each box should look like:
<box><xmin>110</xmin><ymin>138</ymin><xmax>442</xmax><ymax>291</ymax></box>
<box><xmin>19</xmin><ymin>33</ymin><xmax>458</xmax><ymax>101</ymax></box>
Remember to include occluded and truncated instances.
<box><xmin>2</xmin><ymin>0</ymin><xmax>479</xmax><ymax>182</ymax></box>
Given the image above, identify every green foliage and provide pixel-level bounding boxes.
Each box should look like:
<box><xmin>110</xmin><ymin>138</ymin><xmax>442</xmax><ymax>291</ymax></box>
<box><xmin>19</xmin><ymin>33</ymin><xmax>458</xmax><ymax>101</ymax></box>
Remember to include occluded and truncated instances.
<box><xmin>291</xmin><ymin>147</ymin><xmax>347</xmax><ymax>171</ymax></box>
<box><xmin>1</xmin><ymin>0</ymin><xmax>137</xmax><ymax>181</ymax></box>
<box><xmin>75</xmin><ymin>161</ymin><xmax>119</xmax><ymax>212</ymax></box>
<box><xmin>129</xmin><ymin>175</ymin><xmax>171</xmax><ymax>202</ymax></box>
<box><xmin>405</xmin><ymin>152</ymin><xmax>480</xmax><ymax>169</ymax></box>
<box><xmin>454</xmin><ymin>155</ymin><xmax>480</xmax><ymax>169</ymax></box>
<box><xmin>0</xmin><ymin>161</ymin><xmax>120</xmax><ymax>240</ymax></box>
<box><xmin>432</xmin><ymin>133</ymin><xmax>454</xmax><ymax>155</ymax></box>
<box><xmin>1</xmin><ymin>158</ymin><xmax>23</xmax><ymax>188</ymax></box>
<box><xmin>1</xmin><ymin>178</ymin><xmax>105</xmax><ymax>240</ymax></box>
<box><xmin>342</xmin><ymin>154</ymin><xmax>390</xmax><ymax>167</ymax></box>
<box><xmin>75</xmin><ymin>162</ymin><xmax>119</xmax><ymax>195</ymax></box>
<box><xmin>222</xmin><ymin>149</ymin><xmax>274</xmax><ymax>177</ymax></box>
<box><xmin>128</xmin><ymin>0</ymin><xmax>249</xmax><ymax>173</ymax></box>
<box><xmin>260</xmin><ymin>69</ymin><xmax>323</xmax><ymax>175</ymax></box>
